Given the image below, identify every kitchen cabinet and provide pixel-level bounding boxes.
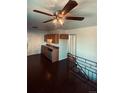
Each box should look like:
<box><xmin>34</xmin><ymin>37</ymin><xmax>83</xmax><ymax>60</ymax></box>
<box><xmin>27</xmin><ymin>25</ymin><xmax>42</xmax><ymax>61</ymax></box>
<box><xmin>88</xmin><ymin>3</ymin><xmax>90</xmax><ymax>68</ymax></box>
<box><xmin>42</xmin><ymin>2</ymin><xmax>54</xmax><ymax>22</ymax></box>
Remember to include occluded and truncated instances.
<box><xmin>44</xmin><ymin>34</ymin><xmax>59</xmax><ymax>44</ymax></box>
<box><xmin>41</xmin><ymin>45</ymin><xmax>59</xmax><ymax>63</ymax></box>
<box><xmin>60</xmin><ymin>34</ymin><xmax>69</xmax><ymax>39</ymax></box>
<box><xmin>44</xmin><ymin>34</ymin><xmax>68</xmax><ymax>44</ymax></box>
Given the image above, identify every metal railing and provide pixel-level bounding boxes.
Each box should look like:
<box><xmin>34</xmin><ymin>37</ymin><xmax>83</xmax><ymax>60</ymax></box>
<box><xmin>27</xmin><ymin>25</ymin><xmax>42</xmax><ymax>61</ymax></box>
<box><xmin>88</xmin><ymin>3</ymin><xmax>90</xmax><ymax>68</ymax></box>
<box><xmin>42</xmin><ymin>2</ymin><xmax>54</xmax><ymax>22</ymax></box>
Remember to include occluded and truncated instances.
<box><xmin>67</xmin><ymin>53</ymin><xmax>97</xmax><ymax>88</ymax></box>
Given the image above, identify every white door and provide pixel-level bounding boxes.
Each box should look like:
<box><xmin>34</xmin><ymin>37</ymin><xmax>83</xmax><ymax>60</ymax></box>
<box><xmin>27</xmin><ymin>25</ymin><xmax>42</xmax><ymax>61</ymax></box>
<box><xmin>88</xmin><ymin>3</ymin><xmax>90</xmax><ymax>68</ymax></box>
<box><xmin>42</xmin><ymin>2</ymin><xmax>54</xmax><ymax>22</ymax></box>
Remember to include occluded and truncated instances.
<box><xmin>68</xmin><ymin>34</ymin><xmax>77</xmax><ymax>55</ymax></box>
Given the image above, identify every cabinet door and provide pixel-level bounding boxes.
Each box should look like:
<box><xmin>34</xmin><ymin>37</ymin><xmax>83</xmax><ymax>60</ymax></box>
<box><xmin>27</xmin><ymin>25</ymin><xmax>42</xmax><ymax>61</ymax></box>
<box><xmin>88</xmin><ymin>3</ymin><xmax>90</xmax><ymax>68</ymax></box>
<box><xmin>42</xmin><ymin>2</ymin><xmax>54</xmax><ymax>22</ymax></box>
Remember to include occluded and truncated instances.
<box><xmin>47</xmin><ymin>48</ymin><xmax>52</xmax><ymax>60</ymax></box>
<box><xmin>44</xmin><ymin>34</ymin><xmax>59</xmax><ymax>44</ymax></box>
<box><xmin>60</xmin><ymin>34</ymin><xmax>69</xmax><ymax>39</ymax></box>
<box><xmin>52</xmin><ymin>34</ymin><xmax>59</xmax><ymax>44</ymax></box>
<box><xmin>55</xmin><ymin>34</ymin><xmax>59</xmax><ymax>43</ymax></box>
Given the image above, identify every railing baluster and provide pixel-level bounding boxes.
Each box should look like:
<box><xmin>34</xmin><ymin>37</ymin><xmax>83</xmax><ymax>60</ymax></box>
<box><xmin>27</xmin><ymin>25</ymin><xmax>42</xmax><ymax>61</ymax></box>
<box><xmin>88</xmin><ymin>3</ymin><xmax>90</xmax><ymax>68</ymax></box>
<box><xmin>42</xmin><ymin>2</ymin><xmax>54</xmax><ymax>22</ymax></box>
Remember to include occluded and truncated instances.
<box><xmin>92</xmin><ymin>72</ymin><xmax>93</xmax><ymax>81</ymax></box>
<box><xmin>67</xmin><ymin>53</ymin><xmax>97</xmax><ymax>89</ymax></box>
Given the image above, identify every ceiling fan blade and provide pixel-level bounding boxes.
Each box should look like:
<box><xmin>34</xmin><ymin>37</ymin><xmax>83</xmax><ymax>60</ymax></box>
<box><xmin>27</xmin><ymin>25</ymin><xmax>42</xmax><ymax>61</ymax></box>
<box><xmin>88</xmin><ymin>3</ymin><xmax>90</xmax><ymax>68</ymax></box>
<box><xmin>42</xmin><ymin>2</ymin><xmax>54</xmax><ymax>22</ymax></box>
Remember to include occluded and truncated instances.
<box><xmin>33</xmin><ymin>10</ymin><xmax>54</xmax><ymax>16</ymax></box>
<box><xmin>61</xmin><ymin>0</ymin><xmax>78</xmax><ymax>15</ymax></box>
<box><xmin>66</xmin><ymin>16</ymin><xmax>84</xmax><ymax>21</ymax></box>
<box><xmin>42</xmin><ymin>19</ymin><xmax>54</xmax><ymax>23</ymax></box>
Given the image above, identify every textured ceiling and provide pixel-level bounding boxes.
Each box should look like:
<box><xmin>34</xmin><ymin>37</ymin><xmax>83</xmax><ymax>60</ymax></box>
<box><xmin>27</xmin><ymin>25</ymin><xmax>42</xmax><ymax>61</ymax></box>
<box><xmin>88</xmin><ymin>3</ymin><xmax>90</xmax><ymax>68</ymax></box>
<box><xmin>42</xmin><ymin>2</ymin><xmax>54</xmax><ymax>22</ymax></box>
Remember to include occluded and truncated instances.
<box><xmin>27</xmin><ymin>0</ymin><xmax>97</xmax><ymax>31</ymax></box>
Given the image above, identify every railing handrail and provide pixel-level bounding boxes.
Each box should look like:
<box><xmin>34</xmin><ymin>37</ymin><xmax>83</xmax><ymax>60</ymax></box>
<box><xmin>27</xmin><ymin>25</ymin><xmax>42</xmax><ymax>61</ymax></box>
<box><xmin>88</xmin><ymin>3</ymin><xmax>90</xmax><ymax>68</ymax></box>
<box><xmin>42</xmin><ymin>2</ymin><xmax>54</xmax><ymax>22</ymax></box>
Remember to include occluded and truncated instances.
<box><xmin>67</xmin><ymin>53</ymin><xmax>97</xmax><ymax>64</ymax></box>
<box><xmin>67</xmin><ymin>53</ymin><xmax>97</xmax><ymax>79</ymax></box>
<box><xmin>67</xmin><ymin>53</ymin><xmax>97</xmax><ymax>89</ymax></box>
<box><xmin>76</xmin><ymin>58</ymin><xmax>97</xmax><ymax>67</ymax></box>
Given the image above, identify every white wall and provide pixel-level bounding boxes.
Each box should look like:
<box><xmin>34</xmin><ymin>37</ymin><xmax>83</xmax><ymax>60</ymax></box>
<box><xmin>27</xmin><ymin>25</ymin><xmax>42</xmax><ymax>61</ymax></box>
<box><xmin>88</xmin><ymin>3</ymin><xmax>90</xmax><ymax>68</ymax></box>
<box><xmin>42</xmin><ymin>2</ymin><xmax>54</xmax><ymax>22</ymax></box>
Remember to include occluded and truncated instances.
<box><xmin>75</xmin><ymin>27</ymin><xmax>97</xmax><ymax>61</ymax></box>
<box><xmin>27</xmin><ymin>29</ymin><xmax>46</xmax><ymax>56</ymax></box>
<box><xmin>47</xmin><ymin>26</ymin><xmax>97</xmax><ymax>62</ymax></box>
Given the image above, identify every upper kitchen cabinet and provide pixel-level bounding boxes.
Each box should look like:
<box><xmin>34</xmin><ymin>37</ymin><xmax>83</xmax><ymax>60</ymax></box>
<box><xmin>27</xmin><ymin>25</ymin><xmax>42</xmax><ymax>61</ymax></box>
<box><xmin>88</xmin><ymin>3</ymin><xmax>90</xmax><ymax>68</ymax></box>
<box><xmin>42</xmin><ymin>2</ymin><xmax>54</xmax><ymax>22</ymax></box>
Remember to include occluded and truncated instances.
<box><xmin>44</xmin><ymin>34</ymin><xmax>69</xmax><ymax>44</ymax></box>
<box><xmin>60</xmin><ymin>34</ymin><xmax>69</xmax><ymax>39</ymax></box>
<box><xmin>44</xmin><ymin>34</ymin><xmax>59</xmax><ymax>44</ymax></box>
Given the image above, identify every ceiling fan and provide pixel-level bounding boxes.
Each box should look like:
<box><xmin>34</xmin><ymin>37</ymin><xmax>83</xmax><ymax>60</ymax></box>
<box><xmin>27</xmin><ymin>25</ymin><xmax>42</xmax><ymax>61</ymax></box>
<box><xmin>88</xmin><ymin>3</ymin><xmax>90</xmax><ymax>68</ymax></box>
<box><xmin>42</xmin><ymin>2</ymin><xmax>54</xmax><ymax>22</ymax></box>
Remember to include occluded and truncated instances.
<box><xmin>33</xmin><ymin>0</ymin><xmax>84</xmax><ymax>25</ymax></box>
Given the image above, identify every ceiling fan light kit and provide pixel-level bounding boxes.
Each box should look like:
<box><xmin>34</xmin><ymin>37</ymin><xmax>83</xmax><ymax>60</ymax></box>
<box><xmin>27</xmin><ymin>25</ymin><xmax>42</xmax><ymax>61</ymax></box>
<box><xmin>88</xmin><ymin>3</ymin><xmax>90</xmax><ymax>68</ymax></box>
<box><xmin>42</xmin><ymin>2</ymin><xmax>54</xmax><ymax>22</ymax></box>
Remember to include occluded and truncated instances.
<box><xmin>33</xmin><ymin>0</ymin><xmax>84</xmax><ymax>25</ymax></box>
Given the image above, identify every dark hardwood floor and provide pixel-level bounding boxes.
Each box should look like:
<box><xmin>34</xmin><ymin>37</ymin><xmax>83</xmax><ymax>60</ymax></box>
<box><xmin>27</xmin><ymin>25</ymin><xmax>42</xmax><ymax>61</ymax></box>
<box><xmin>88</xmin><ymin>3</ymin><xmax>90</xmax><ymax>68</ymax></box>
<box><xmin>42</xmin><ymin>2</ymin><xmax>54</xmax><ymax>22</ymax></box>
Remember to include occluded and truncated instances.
<box><xmin>27</xmin><ymin>54</ymin><xmax>96</xmax><ymax>93</ymax></box>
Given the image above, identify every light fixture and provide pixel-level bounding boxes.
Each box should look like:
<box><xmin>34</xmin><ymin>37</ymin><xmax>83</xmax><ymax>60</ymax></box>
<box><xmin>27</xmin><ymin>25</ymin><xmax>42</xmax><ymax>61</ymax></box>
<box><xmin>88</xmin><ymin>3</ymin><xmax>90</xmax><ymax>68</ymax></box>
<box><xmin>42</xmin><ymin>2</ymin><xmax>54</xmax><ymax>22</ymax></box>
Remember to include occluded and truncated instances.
<box><xmin>53</xmin><ymin>18</ymin><xmax>64</xmax><ymax>25</ymax></box>
<box><xmin>53</xmin><ymin>19</ymin><xmax>57</xmax><ymax>24</ymax></box>
<box><xmin>58</xmin><ymin>18</ymin><xmax>64</xmax><ymax>25</ymax></box>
